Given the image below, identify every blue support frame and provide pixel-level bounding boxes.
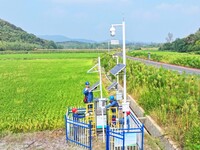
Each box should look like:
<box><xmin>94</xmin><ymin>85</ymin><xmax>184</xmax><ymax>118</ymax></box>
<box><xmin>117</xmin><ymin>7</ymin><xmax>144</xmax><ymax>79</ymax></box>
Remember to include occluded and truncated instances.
<box><xmin>106</xmin><ymin>112</ymin><xmax>144</xmax><ymax>150</ymax></box>
<box><xmin>65</xmin><ymin>108</ymin><xmax>144</xmax><ymax>150</ymax></box>
<box><xmin>141</xmin><ymin>124</ymin><xmax>144</xmax><ymax>150</ymax></box>
<box><xmin>106</xmin><ymin>126</ymin><xmax>110</xmax><ymax>150</ymax></box>
<box><xmin>65</xmin><ymin>115</ymin><xmax>68</xmax><ymax>141</ymax></box>
<box><xmin>89</xmin><ymin>122</ymin><xmax>92</xmax><ymax>150</ymax></box>
<box><xmin>122</xmin><ymin>130</ymin><xmax>125</xmax><ymax>150</ymax></box>
<box><xmin>65</xmin><ymin>115</ymin><xmax>92</xmax><ymax>150</ymax></box>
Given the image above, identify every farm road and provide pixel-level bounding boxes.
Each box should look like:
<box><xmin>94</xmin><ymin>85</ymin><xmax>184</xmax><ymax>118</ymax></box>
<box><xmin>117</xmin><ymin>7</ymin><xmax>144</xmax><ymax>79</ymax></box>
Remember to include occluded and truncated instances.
<box><xmin>118</xmin><ymin>53</ymin><xmax>200</xmax><ymax>75</ymax></box>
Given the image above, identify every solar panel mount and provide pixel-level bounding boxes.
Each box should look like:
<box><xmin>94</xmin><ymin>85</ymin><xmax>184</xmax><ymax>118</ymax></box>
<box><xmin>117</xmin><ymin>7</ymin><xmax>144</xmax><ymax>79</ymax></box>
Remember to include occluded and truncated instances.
<box><xmin>107</xmin><ymin>81</ymin><xmax>118</xmax><ymax>91</ymax></box>
<box><xmin>89</xmin><ymin>81</ymin><xmax>100</xmax><ymax>91</ymax></box>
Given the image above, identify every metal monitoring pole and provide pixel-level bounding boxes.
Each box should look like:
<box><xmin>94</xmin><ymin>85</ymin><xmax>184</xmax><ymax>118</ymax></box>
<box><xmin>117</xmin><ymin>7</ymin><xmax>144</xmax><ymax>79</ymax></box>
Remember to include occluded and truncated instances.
<box><xmin>87</xmin><ymin>57</ymin><xmax>105</xmax><ymax>142</ymax></box>
<box><xmin>98</xmin><ymin>56</ymin><xmax>105</xmax><ymax>142</ymax></box>
<box><xmin>110</xmin><ymin>20</ymin><xmax>127</xmax><ymax>129</ymax></box>
<box><xmin>108</xmin><ymin>41</ymin><xmax>110</xmax><ymax>52</ymax></box>
<box><xmin>122</xmin><ymin>20</ymin><xmax>127</xmax><ymax>129</ymax></box>
<box><xmin>98</xmin><ymin>57</ymin><xmax>103</xmax><ymax>99</ymax></box>
<box><xmin>116</xmin><ymin>56</ymin><xmax>119</xmax><ymax>91</ymax></box>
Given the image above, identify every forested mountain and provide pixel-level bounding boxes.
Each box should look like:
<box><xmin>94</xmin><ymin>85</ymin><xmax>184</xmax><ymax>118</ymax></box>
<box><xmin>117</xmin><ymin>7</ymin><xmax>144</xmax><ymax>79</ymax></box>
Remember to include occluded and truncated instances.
<box><xmin>159</xmin><ymin>28</ymin><xmax>200</xmax><ymax>53</ymax></box>
<box><xmin>0</xmin><ymin>18</ymin><xmax>57</xmax><ymax>50</ymax></box>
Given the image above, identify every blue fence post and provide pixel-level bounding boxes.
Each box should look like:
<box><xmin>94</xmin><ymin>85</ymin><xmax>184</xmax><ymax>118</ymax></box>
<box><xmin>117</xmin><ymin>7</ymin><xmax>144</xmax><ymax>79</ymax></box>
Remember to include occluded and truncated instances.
<box><xmin>65</xmin><ymin>115</ymin><xmax>68</xmax><ymax>142</ymax></box>
<box><xmin>73</xmin><ymin>121</ymin><xmax>76</xmax><ymax>141</ymax></box>
<box><xmin>141</xmin><ymin>124</ymin><xmax>144</xmax><ymax>150</ymax></box>
<box><xmin>122</xmin><ymin>130</ymin><xmax>125</xmax><ymax>150</ymax></box>
<box><xmin>106</xmin><ymin>125</ymin><xmax>110</xmax><ymax>150</ymax></box>
<box><xmin>89</xmin><ymin>121</ymin><xmax>92</xmax><ymax>150</ymax></box>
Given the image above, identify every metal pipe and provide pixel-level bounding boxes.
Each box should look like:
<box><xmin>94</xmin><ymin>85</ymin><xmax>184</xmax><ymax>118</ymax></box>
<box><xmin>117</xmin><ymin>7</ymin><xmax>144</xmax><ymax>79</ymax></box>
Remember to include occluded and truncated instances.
<box><xmin>99</xmin><ymin>57</ymin><xmax>103</xmax><ymax>99</ymax></box>
<box><xmin>108</xmin><ymin>41</ymin><xmax>110</xmax><ymax>52</ymax></box>
<box><xmin>117</xmin><ymin>56</ymin><xmax>119</xmax><ymax>91</ymax></box>
<box><xmin>122</xmin><ymin>21</ymin><xmax>127</xmax><ymax>129</ymax></box>
<box><xmin>110</xmin><ymin>21</ymin><xmax>127</xmax><ymax>129</ymax></box>
<box><xmin>98</xmin><ymin>56</ymin><xmax>105</xmax><ymax>142</ymax></box>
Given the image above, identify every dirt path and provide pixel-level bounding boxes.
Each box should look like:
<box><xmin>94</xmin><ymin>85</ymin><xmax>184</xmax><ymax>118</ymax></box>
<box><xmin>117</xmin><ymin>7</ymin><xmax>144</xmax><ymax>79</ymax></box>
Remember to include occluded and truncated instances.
<box><xmin>0</xmin><ymin>129</ymin><xmax>105</xmax><ymax>150</ymax></box>
<box><xmin>0</xmin><ymin>129</ymin><xmax>76</xmax><ymax>150</ymax></box>
<box><xmin>0</xmin><ymin>129</ymin><xmax>161</xmax><ymax>150</ymax></box>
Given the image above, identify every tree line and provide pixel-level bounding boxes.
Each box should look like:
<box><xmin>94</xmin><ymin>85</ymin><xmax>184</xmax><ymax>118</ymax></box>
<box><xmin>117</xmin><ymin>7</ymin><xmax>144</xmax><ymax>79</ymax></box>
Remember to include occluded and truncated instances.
<box><xmin>159</xmin><ymin>29</ymin><xmax>200</xmax><ymax>54</ymax></box>
<box><xmin>57</xmin><ymin>41</ymin><xmax>159</xmax><ymax>50</ymax></box>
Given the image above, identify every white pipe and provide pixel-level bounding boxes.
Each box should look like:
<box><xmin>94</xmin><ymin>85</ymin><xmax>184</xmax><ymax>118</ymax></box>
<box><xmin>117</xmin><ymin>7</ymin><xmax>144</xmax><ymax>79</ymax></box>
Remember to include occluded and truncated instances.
<box><xmin>110</xmin><ymin>21</ymin><xmax>127</xmax><ymax>129</ymax></box>
<box><xmin>122</xmin><ymin>20</ymin><xmax>127</xmax><ymax>129</ymax></box>
<box><xmin>101</xmin><ymin>107</ymin><xmax>105</xmax><ymax>142</ymax></box>
<box><xmin>116</xmin><ymin>56</ymin><xmax>119</xmax><ymax>91</ymax></box>
<box><xmin>99</xmin><ymin>57</ymin><xmax>103</xmax><ymax>99</ymax></box>
<box><xmin>98</xmin><ymin>57</ymin><xmax>105</xmax><ymax>142</ymax></box>
<box><xmin>108</xmin><ymin>41</ymin><xmax>110</xmax><ymax>52</ymax></box>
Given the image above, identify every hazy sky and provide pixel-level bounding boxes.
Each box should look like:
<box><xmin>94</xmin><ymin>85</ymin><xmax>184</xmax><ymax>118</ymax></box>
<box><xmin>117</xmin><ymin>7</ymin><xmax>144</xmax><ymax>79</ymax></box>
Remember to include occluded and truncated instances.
<box><xmin>0</xmin><ymin>0</ymin><xmax>200</xmax><ymax>42</ymax></box>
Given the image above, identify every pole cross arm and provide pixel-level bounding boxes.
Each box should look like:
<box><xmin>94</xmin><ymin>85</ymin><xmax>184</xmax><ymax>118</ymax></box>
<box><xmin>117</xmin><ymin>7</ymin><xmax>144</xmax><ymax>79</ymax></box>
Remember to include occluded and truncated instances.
<box><xmin>111</xmin><ymin>24</ymin><xmax>123</xmax><ymax>27</ymax></box>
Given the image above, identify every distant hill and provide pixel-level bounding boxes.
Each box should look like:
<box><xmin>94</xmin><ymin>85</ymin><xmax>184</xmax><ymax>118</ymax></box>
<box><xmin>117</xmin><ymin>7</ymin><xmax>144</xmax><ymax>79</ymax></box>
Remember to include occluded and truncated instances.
<box><xmin>38</xmin><ymin>35</ymin><xmax>70</xmax><ymax>42</ymax></box>
<box><xmin>0</xmin><ymin>18</ymin><xmax>57</xmax><ymax>50</ymax></box>
<box><xmin>38</xmin><ymin>35</ymin><xmax>96</xmax><ymax>43</ymax></box>
<box><xmin>73</xmin><ymin>38</ymin><xmax>96</xmax><ymax>43</ymax></box>
<box><xmin>159</xmin><ymin>28</ymin><xmax>200</xmax><ymax>53</ymax></box>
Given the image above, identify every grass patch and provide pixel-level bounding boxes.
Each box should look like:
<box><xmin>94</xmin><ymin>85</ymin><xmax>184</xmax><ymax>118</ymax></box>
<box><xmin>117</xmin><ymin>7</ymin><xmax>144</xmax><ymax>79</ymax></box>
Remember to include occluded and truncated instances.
<box><xmin>128</xmin><ymin>50</ymin><xmax>200</xmax><ymax>69</ymax></box>
<box><xmin>0</xmin><ymin>53</ymin><xmax>101</xmax><ymax>60</ymax></box>
<box><xmin>0</xmin><ymin>53</ymin><xmax>102</xmax><ymax>134</ymax></box>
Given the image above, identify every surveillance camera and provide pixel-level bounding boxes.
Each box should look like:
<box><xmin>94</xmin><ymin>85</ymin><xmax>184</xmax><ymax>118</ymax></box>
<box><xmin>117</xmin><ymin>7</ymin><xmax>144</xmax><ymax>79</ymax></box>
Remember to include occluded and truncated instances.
<box><xmin>110</xmin><ymin>31</ymin><xmax>115</xmax><ymax>37</ymax></box>
<box><xmin>110</xmin><ymin>26</ymin><xmax>116</xmax><ymax>37</ymax></box>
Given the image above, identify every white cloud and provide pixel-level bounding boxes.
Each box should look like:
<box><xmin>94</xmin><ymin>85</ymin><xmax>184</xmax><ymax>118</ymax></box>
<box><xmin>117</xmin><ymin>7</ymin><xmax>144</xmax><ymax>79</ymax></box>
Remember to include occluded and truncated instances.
<box><xmin>43</xmin><ymin>7</ymin><xmax>68</xmax><ymax>18</ymax></box>
<box><xmin>50</xmin><ymin>0</ymin><xmax>109</xmax><ymax>4</ymax></box>
<box><xmin>130</xmin><ymin>10</ymin><xmax>159</xmax><ymax>21</ymax></box>
<box><xmin>183</xmin><ymin>5</ymin><xmax>200</xmax><ymax>15</ymax></box>
<box><xmin>156</xmin><ymin>3</ymin><xmax>181</xmax><ymax>10</ymax></box>
<box><xmin>73</xmin><ymin>12</ymin><xmax>89</xmax><ymax>19</ymax></box>
<box><xmin>50</xmin><ymin>0</ymin><xmax>131</xmax><ymax>5</ymax></box>
<box><xmin>156</xmin><ymin>3</ymin><xmax>200</xmax><ymax>15</ymax></box>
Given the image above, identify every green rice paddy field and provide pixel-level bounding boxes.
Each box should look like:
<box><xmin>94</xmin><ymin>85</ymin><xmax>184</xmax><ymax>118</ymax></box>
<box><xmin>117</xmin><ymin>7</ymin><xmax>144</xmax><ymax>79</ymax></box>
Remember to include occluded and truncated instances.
<box><xmin>0</xmin><ymin>53</ymin><xmax>101</xmax><ymax>134</ymax></box>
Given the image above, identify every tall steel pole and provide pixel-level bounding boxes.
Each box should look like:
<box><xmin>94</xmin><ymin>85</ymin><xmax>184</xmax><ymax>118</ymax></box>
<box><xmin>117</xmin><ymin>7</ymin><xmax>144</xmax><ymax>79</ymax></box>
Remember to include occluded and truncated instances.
<box><xmin>98</xmin><ymin>56</ymin><xmax>105</xmax><ymax>142</ymax></box>
<box><xmin>122</xmin><ymin>21</ymin><xmax>127</xmax><ymax>128</ymax></box>
<box><xmin>110</xmin><ymin>20</ymin><xmax>127</xmax><ymax>128</ymax></box>
<box><xmin>99</xmin><ymin>57</ymin><xmax>103</xmax><ymax>99</ymax></box>
<box><xmin>116</xmin><ymin>56</ymin><xmax>119</xmax><ymax>91</ymax></box>
<box><xmin>108</xmin><ymin>41</ymin><xmax>110</xmax><ymax>52</ymax></box>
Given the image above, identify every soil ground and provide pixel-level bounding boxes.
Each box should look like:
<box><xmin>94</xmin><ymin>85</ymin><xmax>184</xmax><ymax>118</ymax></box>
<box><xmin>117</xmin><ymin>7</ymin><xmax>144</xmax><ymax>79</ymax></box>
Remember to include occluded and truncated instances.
<box><xmin>0</xmin><ymin>129</ymin><xmax>162</xmax><ymax>150</ymax></box>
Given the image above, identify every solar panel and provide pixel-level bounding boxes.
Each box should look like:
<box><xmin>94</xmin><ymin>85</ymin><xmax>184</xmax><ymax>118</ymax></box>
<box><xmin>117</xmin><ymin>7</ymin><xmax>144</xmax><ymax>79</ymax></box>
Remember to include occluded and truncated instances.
<box><xmin>89</xmin><ymin>81</ymin><xmax>100</xmax><ymax>91</ymax></box>
<box><xmin>107</xmin><ymin>81</ymin><xmax>118</xmax><ymax>91</ymax></box>
<box><xmin>110</xmin><ymin>63</ymin><xmax>126</xmax><ymax>76</ymax></box>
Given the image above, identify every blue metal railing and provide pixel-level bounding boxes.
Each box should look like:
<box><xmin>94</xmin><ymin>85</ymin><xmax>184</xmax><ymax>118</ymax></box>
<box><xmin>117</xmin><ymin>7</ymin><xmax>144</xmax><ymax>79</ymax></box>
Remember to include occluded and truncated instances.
<box><xmin>65</xmin><ymin>107</ymin><xmax>144</xmax><ymax>150</ymax></box>
<box><xmin>106</xmin><ymin>111</ymin><xmax>144</xmax><ymax>150</ymax></box>
<box><xmin>65</xmin><ymin>115</ymin><xmax>92</xmax><ymax>150</ymax></box>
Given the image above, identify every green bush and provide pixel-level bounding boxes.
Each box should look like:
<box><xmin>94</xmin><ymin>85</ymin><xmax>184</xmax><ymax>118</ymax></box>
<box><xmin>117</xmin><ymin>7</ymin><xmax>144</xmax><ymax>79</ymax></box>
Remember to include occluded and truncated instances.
<box><xmin>101</xmin><ymin>53</ymin><xmax>200</xmax><ymax>149</ymax></box>
<box><xmin>185</xmin><ymin>126</ymin><xmax>200</xmax><ymax>150</ymax></box>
